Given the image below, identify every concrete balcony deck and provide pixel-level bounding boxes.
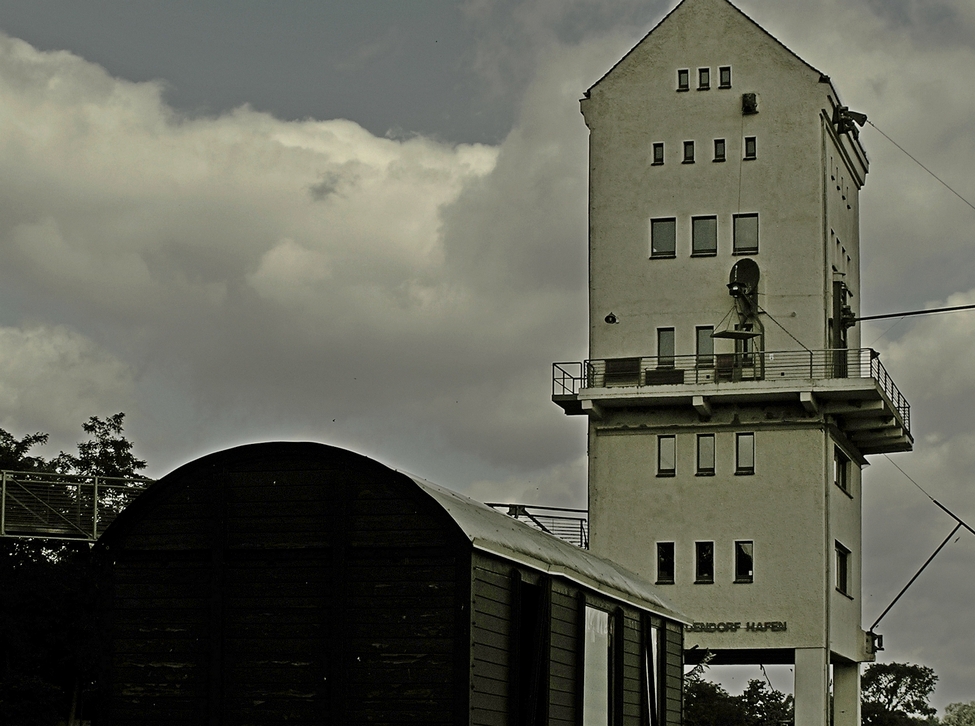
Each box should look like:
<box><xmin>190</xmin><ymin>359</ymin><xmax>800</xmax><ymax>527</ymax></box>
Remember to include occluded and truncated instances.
<box><xmin>553</xmin><ymin>348</ymin><xmax>912</xmax><ymax>455</ymax></box>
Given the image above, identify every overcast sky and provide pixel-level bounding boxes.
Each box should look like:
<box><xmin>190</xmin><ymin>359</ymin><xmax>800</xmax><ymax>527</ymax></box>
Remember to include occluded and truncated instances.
<box><xmin>0</xmin><ymin>0</ymin><xmax>971</xmax><ymax>710</ymax></box>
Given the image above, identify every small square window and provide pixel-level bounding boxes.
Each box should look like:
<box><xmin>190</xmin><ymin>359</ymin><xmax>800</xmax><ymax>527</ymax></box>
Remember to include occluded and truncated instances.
<box><xmin>650</xmin><ymin>218</ymin><xmax>676</xmax><ymax>258</ymax></box>
<box><xmin>834</xmin><ymin>447</ymin><xmax>850</xmax><ymax>493</ymax></box>
<box><xmin>677</xmin><ymin>69</ymin><xmax>690</xmax><ymax>91</ymax></box>
<box><xmin>695</xmin><ymin>541</ymin><xmax>714</xmax><ymax>584</ymax></box>
<box><xmin>652</xmin><ymin>142</ymin><xmax>664</xmax><ymax>165</ymax></box>
<box><xmin>736</xmin><ymin>432</ymin><xmax>755</xmax><ymax>475</ymax></box>
<box><xmin>744</xmin><ymin>136</ymin><xmax>757</xmax><ymax>160</ymax></box>
<box><xmin>692</xmin><ymin>216</ymin><xmax>717</xmax><ymax>256</ymax></box>
<box><xmin>656</xmin><ymin>542</ymin><xmax>675</xmax><ymax>584</ymax></box>
<box><xmin>696</xmin><ymin>326</ymin><xmax>714</xmax><ymax>367</ymax></box>
<box><xmin>698</xmin><ymin>67</ymin><xmax>710</xmax><ymax>90</ymax></box>
<box><xmin>657</xmin><ymin>435</ymin><xmax>676</xmax><ymax>477</ymax></box>
<box><xmin>696</xmin><ymin>434</ymin><xmax>715</xmax><ymax>475</ymax></box>
<box><xmin>657</xmin><ymin>328</ymin><xmax>675</xmax><ymax>368</ymax></box>
<box><xmin>835</xmin><ymin>541</ymin><xmax>851</xmax><ymax>595</ymax></box>
<box><xmin>735</xmin><ymin>541</ymin><xmax>754</xmax><ymax>583</ymax></box>
<box><xmin>719</xmin><ymin>66</ymin><xmax>732</xmax><ymax>88</ymax></box>
<box><xmin>733</xmin><ymin>213</ymin><xmax>759</xmax><ymax>254</ymax></box>
<box><xmin>683</xmin><ymin>141</ymin><xmax>695</xmax><ymax>164</ymax></box>
<box><xmin>713</xmin><ymin>139</ymin><xmax>726</xmax><ymax>162</ymax></box>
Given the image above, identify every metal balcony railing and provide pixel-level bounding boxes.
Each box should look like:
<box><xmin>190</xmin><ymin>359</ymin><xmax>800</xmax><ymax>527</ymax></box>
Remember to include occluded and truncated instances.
<box><xmin>1</xmin><ymin>471</ymin><xmax>152</xmax><ymax>541</ymax></box>
<box><xmin>486</xmin><ymin>503</ymin><xmax>589</xmax><ymax>549</ymax></box>
<box><xmin>553</xmin><ymin>348</ymin><xmax>910</xmax><ymax>432</ymax></box>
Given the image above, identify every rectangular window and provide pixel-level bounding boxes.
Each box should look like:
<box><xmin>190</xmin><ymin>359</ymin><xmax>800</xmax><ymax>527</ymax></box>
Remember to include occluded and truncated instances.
<box><xmin>657</xmin><ymin>435</ymin><xmax>676</xmax><ymax>477</ymax></box>
<box><xmin>695</xmin><ymin>541</ymin><xmax>714</xmax><ymax>584</ymax></box>
<box><xmin>677</xmin><ymin>68</ymin><xmax>690</xmax><ymax>91</ymax></box>
<box><xmin>650</xmin><ymin>218</ymin><xmax>676</xmax><ymax>258</ymax></box>
<box><xmin>744</xmin><ymin>136</ymin><xmax>757</xmax><ymax>159</ymax></box>
<box><xmin>733</xmin><ymin>213</ymin><xmax>759</xmax><ymax>254</ymax></box>
<box><xmin>657</xmin><ymin>328</ymin><xmax>675</xmax><ymax>368</ymax></box>
<box><xmin>696</xmin><ymin>326</ymin><xmax>714</xmax><ymax>367</ymax></box>
<box><xmin>835</xmin><ymin>541</ymin><xmax>851</xmax><ymax>595</ymax></box>
<box><xmin>645</xmin><ymin>621</ymin><xmax>662</xmax><ymax>726</ymax></box>
<box><xmin>656</xmin><ymin>543</ymin><xmax>675</xmax><ymax>584</ymax></box>
<box><xmin>696</xmin><ymin>434</ymin><xmax>715</xmax><ymax>475</ymax></box>
<box><xmin>583</xmin><ymin>606</ymin><xmax>612</xmax><ymax>726</ymax></box>
<box><xmin>834</xmin><ymin>447</ymin><xmax>850</xmax><ymax>493</ymax></box>
<box><xmin>692</xmin><ymin>216</ymin><xmax>717</xmax><ymax>256</ymax></box>
<box><xmin>713</xmin><ymin>138</ymin><xmax>726</xmax><ymax>162</ymax></box>
<box><xmin>735</xmin><ymin>540</ymin><xmax>754</xmax><ymax>583</ymax></box>
<box><xmin>652</xmin><ymin>142</ymin><xmax>664</xmax><ymax>165</ymax></box>
<box><xmin>719</xmin><ymin>66</ymin><xmax>732</xmax><ymax>88</ymax></box>
<box><xmin>698</xmin><ymin>67</ymin><xmax>710</xmax><ymax>90</ymax></box>
<box><xmin>683</xmin><ymin>140</ymin><xmax>695</xmax><ymax>163</ymax></box>
<box><xmin>736</xmin><ymin>432</ymin><xmax>755</xmax><ymax>474</ymax></box>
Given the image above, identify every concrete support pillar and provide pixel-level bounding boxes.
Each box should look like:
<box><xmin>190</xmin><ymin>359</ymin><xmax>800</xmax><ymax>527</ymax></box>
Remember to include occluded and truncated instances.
<box><xmin>795</xmin><ymin>648</ymin><xmax>829</xmax><ymax>726</ymax></box>
<box><xmin>833</xmin><ymin>662</ymin><xmax>861</xmax><ymax>726</ymax></box>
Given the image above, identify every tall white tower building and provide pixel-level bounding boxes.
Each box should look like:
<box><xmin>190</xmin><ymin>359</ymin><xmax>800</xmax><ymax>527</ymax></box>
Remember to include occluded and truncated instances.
<box><xmin>552</xmin><ymin>2</ymin><xmax>912</xmax><ymax>725</ymax></box>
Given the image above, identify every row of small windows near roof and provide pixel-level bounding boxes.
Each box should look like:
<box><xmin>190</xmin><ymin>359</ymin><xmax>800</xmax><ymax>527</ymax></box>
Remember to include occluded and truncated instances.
<box><xmin>650</xmin><ymin>213</ymin><xmax>758</xmax><ymax>258</ymax></box>
<box><xmin>652</xmin><ymin>137</ymin><xmax>756</xmax><ymax>165</ymax></box>
<box><xmin>656</xmin><ymin>540</ymin><xmax>754</xmax><ymax>585</ymax></box>
<box><xmin>656</xmin><ymin>432</ymin><xmax>755</xmax><ymax>477</ymax></box>
<box><xmin>678</xmin><ymin>66</ymin><xmax>732</xmax><ymax>92</ymax></box>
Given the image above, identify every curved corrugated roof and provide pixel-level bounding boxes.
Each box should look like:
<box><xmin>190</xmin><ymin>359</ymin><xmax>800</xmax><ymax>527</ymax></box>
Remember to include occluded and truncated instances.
<box><xmin>405</xmin><ymin>472</ymin><xmax>688</xmax><ymax>623</ymax></box>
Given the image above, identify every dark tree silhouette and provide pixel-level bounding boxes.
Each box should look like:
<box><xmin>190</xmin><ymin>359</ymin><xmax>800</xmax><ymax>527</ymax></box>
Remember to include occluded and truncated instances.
<box><xmin>862</xmin><ymin>662</ymin><xmax>938</xmax><ymax>726</ymax></box>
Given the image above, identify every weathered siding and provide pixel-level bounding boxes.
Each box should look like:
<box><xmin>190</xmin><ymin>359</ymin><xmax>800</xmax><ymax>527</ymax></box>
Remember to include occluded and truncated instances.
<box><xmin>102</xmin><ymin>445</ymin><xmax>469</xmax><ymax>725</ymax></box>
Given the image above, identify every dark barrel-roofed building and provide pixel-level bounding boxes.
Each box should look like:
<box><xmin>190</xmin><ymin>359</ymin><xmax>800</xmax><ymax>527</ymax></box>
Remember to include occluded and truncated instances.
<box><xmin>96</xmin><ymin>442</ymin><xmax>686</xmax><ymax>725</ymax></box>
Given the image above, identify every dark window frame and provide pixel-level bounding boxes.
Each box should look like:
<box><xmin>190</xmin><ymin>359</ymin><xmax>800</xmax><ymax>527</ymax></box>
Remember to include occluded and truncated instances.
<box><xmin>834</xmin><ymin>446</ymin><xmax>851</xmax><ymax>495</ymax></box>
<box><xmin>683</xmin><ymin>140</ymin><xmax>695</xmax><ymax>164</ymax></box>
<box><xmin>652</xmin><ymin>142</ymin><xmax>665</xmax><ymax>166</ymax></box>
<box><xmin>650</xmin><ymin>217</ymin><xmax>677</xmax><ymax>259</ymax></box>
<box><xmin>696</xmin><ymin>434</ymin><xmax>715</xmax><ymax>476</ymax></box>
<box><xmin>734</xmin><ymin>540</ymin><xmax>754</xmax><ymax>583</ymax></box>
<box><xmin>735</xmin><ymin>432</ymin><xmax>755</xmax><ymax>475</ymax></box>
<box><xmin>733</xmin><ymin>213</ymin><xmax>759</xmax><ymax>254</ymax></box>
<box><xmin>657</xmin><ymin>435</ymin><xmax>676</xmax><ymax>477</ymax></box>
<box><xmin>719</xmin><ymin>66</ymin><xmax>732</xmax><ymax>88</ymax></box>
<box><xmin>695</xmin><ymin>541</ymin><xmax>715</xmax><ymax>584</ymax></box>
<box><xmin>744</xmin><ymin>136</ymin><xmax>757</xmax><ymax>160</ymax></box>
<box><xmin>698</xmin><ymin>67</ymin><xmax>710</xmax><ymax>90</ymax></box>
<box><xmin>835</xmin><ymin>541</ymin><xmax>851</xmax><ymax>596</ymax></box>
<box><xmin>691</xmin><ymin>215</ymin><xmax>718</xmax><ymax>256</ymax></box>
<box><xmin>713</xmin><ymin>138</ymin><xmax>726</xmax><ymax>162</ymax></box>
<box><xmin>656</xmin><ymin>542</ymin><xmax>675</xmax><ymax>584</ymax></box>
<box><xmin>677</xmin><ymin>69</ymin><xmax>690</xmax><ymax>91</ymax></box>
<box><xmin>657</xmin><ymin>328</ymin><xmax>676</xmax><ymax>369</ymax></box>
<box><xmin>696</xmin><ymin>326</ymin><xmax>714</xmax><ymax>368</ymax></box>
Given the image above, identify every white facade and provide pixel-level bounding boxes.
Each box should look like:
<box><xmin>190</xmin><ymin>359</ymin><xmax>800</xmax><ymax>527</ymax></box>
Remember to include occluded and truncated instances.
<box><xmin>553</xmin><ymin>2</ymin><xmax>913</xmax><ymax>726</ymax></box>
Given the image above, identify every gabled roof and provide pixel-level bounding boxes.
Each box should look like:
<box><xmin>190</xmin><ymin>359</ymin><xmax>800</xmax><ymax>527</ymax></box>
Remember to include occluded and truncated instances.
<box><xmin>587</xmin><ymin>0</ymin><xmax>832</xmax><ymax>97</ymax></box>
<box><xmin>407</xmin><ymin>472</ymin><xmax>688</xmax><ymax>623</ymax></box>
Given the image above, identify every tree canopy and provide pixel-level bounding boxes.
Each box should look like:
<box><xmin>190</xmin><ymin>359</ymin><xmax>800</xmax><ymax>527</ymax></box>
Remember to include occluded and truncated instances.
<box><xmin>862</xmin><ymin>662</ymin><xmax>939</xmax><ymax>726</ymax></box>
<box><xmin>943</xmin><ymin>702</ymin><xmax>975</xmax><ymax>726</ymax></box>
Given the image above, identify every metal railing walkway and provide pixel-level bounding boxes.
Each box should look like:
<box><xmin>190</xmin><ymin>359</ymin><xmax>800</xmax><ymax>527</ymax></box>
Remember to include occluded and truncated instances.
<box><xmin>1</xmin><ymin>470</ymin><xmax>152</xmax><ymax>542</ymax></box>
<box><xmin>486</xmin><ymin>503</ymin><xmax>589</xmax><ymax>549</ymax></box>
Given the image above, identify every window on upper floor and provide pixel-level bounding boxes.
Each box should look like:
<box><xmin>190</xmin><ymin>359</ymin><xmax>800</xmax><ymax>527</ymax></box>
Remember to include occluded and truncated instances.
<box><xmin>698</xmin><ymin>67</ymin><xmax>710</xmax><ymax>90</ymax></box>
<box><xmin>657</xmin><ymin>328</ymin><xmax>675</xmax><ymax>368</ymax></box>
<box><xmin>835</xmin><ymin>541</ymin><xmax>851</xmax><ymax>596</ymax></box>
<box><xmin>657</xmin><ymin>435</ymin><xmax>676</xmax><ymax>477</ymax></box>
<box><xmin>692</xmin><ymin>216</ymin><xmax>717</xmax><ymax>256</ymax></box>
<box><xmin>736</xmin><ymin>432</ymin><xmax>755</xmax><ymax>475</ymax></box>
<box><xmin>683</xmin><ymin>140</ymin><xmax>695</xmax><ymax>164</ymax></box>
<box><xmin>652</xmin><ymin>142</ymin><xmax>664</xmax><ymax>165</ymax></box>
<box><xmin>696</xmin><ymin>434</ymin><xmax>715</xmax><ymax>475</ymax></box>
<box><xmin>695</xmin><ymin>541</ymin><xmax>714</xmax><ymax>584</ymax></box>
<box><xmin>656</xmin><ymin>542</ymin><xmax>675</xmax><ymax>584</ymax></box>
<box><xmin>735</xmin><ymin>541</ymin><xmax>754</xmax><ymax>583</ymax></box>
<box><xmin>714</xmin><ymin>138</ymin><xmax>726</xmax><ymax>162</ymax></box>
<box><xmin>696</xmin><ymin>326</ymin><xmax>714</xmax><ymax>367</ymax></box>
<box><xmin>744</xmin><ymin>136</ymin><xmax>757</xmax><ymax>160</ymax></box>
<box><xmin>650</xmin><ymin>218</ymin><xmax>677</xmax><ymax>258</ymax></box>
<box><xmin>677</xmin><ymin>69</ymin><xmax>690</xmax><ymax>91</ymax></box>
<box><xmin>733</xmin><ymin>213</ymin><xmax>759</xmax><ymax>254</ymax></box>
<box><xmin>834</xmin><ymin>446</ymin><xmax>851</xmax><ymax>494</ymax></box>
<box><xmin>719</xmin><ymin>66</ymin><xmax>732</xmax><ymax>88</ymax></box>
